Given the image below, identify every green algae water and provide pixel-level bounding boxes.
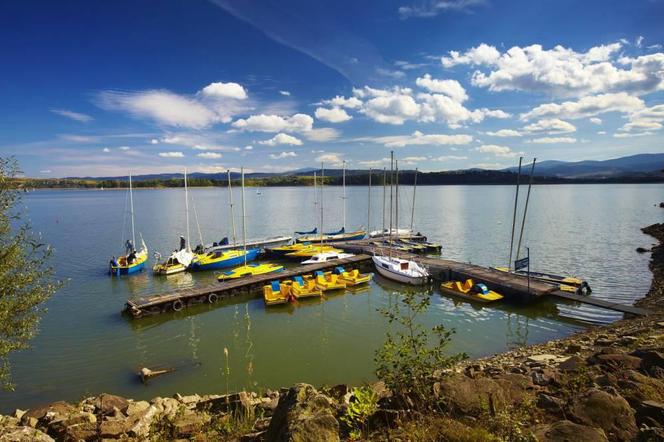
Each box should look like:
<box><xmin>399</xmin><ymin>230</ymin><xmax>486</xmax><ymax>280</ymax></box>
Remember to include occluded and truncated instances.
<box><xmin>2</xmin><ymin>184</ymin><xmax>661</xmax><ymax>411</ymax></box>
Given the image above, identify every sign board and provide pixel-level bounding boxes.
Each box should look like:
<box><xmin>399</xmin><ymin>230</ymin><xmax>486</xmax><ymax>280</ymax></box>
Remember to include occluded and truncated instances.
<box><xmin>514</xmin><ymin>257</ymin><xmax>529</xmax><ymax>271</ymax></box>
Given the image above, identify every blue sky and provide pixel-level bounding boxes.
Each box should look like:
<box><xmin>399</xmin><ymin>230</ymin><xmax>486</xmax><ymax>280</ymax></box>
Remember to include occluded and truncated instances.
<box><xmin>1</xmin><ymin>0</ymin><xmax>663</xmax><ymax>177</ymax></box>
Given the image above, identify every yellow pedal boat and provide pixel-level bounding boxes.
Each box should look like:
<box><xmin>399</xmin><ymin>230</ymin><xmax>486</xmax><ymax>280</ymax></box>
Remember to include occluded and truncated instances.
<box><xmin>286</xmin><ymin>245</ymin><xmax>343</xmax><ymax>258</ymax></box>
<box><xmin>309</xmin><ymin>270</ymin><xmax>346</xmax><ymax>291</ymax></box>
<box><xmin>268</xmin><ymin>242</ymin><xmax>311</xmax><ymax>257</ymax></box>
<box><xmin>440</xmin><ymin>279</ymin><xmax>503</xmax><ymax>303</ymax></box>
<box><xmin>218</xmin><ymin>262</ymin><xmax>284</xmax><ymax>281</ymax></box>
<box><xmin>263</xmin><ymin>280</ymin><xmax>294</xmax><ymax>306</ymax></box>
<box><xmin>153</xmin><ymin>259</ymin><xmax>186</xmax><ymax>275</ymax></box>
<box><xmin>333</xmin><ymin>266</ymin><xmax>373</xmax><ymax>286</ymax></box>
<box><xmin>291</xmin><ymin>275</ymin><xmax>322</xmax><ymax>299</ymax></box>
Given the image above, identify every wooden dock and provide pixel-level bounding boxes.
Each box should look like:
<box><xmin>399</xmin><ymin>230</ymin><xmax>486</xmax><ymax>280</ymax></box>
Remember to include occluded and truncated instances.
<box><xmin>124</xmin><ymin>254</ymin><xmax>372</xmax><ymax>318</ymax></box>
<box><xmin>123</xmin><ymin>238</ymin><xmax>649</xmax><ymax>319</ymax></box>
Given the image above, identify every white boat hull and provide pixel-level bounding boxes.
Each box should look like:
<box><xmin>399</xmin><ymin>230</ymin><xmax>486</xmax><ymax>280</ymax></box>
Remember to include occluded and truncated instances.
<box><xmin>206</xmin><ymin>235</ymin><xmax>292</xmax><ymax>252</ymax></box>
<box><xmin>372</xmin><ymin>256</ymin><xmax>428</xmax><ymax>285</ymax></box>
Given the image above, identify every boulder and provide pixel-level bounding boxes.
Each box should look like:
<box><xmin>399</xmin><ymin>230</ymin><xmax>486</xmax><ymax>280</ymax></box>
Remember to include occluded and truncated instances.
<box><xmin>265</xmin><ymin>383</ymin><xmax>340</xmax><ymax>442</ymax></box>
<box><xmin>172</xmin><ymin>411</ymin><xmax>211</xmax><ymax>438</ymax></box>
<box><xmin>128</xmin><ymin>404</ymin><xmax>158</xmax><ymax>438</ymax></box>
<box><xmin>99</xmin><ymin>419</ymin><xmax>127</xmax><ymax>438</ymax></box>
<box><xmin>636</xmin><ymin>400</ymin><xmax>664</xmax><ymax>427</ymax></box>
<box><xmin>630</xmin><ymin>349</ymin><xmax>664</xmax><ymax>375</ymax></box>
<box><xmin>590</xmin><ymin>353</ymin><xmax>642</xmax><ymax>370</ymax></box>
<box><xmin>438</xmin><ymin>373</ymin><xmax>531</xmax><ymax>416</ymax></box>
<box><xmin>527</xmin><ymin>354</ymin><xmax>569</xmax><ymax>365</ymax></box>
<box><xmin>569</xmin><ymin>389</ymin><xmax>637</xmax><ymax>441</ymax></box>
<box><xmin>532</xmin><ymin>420</ymin><xmax>608</xmax><ymax>442</ymax></box>
<box><xmin>617</xmin><ymin>369</ymin><xmax>664</xmax><ymax>407</ymax></box>
<box><xmin>0</xmin><ymin>425</ymin><xmax>55</xmax><ymax>442</ymax></box>
<box><xmin>61</xmin><ymin>422</ymin><xmax>96</xmax><ymax>441</ymax></box>
<box><xmin>536</xmin><ymin>393</ymin><xmax>563</xmax><ymax>411</ymax></box>
<box><xmin>21</xmin><ymin>401</ymin><xmax>75</xmax><ymax>425</ymax></box>
<box><xmin>558</xmin><ymin>355</ymin><xmax>584</xmax><ymax>372</ymax></box>
<box><xmin>126</xmin><ymin>400</ymin><xmax>150</xmax><ymax>417</ymax></box>
<box><xmin>93</xmin><ymin>394</ymin><xmax>129</xmax><ymax>416</ymax></box>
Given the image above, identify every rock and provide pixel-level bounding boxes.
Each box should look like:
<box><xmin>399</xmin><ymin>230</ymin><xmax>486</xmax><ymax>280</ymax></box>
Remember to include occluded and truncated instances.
<box><xmin>63</xmin><ymin>422</ymin><xmax>97</xmax><ymax>441</ymax></box>
<box><xmin>93</xmin><ymin>393</ymin><xmax>129</xmax><ymax>416</ymax></box>
<box><xmin>617</xmin><ymin>335</ymin><xmax>638</xmax><ymax>345</ymax></box>
<box><xmin>527</xmin><ymin>354</ymin><xmax>570</xmax><ymax>365</ymax></box>
<box><xmin>636</xmin><ymin>247</ymin><xmax>649</xmax><ymax>253</ymax></box>
<box><xmin>630</xmin><ymin>349</ymin><xmax>664</xmax><ymax>375</ymax></box>
<box><xmin>558</xmin><ymin>355</ymin><xmax>584</xmax><ymax>372</ymax></box>
<box><xmin>565</xmin><ymin>343</ymin><xmax>583</xmax><ymax>354</ymax></box>
<box><xmin>152</xmin><ymin>397</ymin><xmax>180</xmax><ymax>420</ymax></box>
<box><xmin>594</xmin><ymin>337</ymin><xmax>614</xmax><ymax>347</ymax></box>
<box><xmin>532</xmin><ymin>420</ymin><xmax>608</xmax><ymax>442</ymax></box>
<box><xmin>10</xmin><ymin>410</ymin><xmax>25</xmax><ymax>421</ymax></box>
<box><xmin>266</xmin><ymin>383</ymin><xmax>340</xmax><ymax>442</ymax></box>
<box><xmin>0</xmin><ymin>425</ymin><xmax>55</xmax><ymax>442</ymax></box>
<box><xmin>21</xmin><ymin>401</ymin><xmax>75</xmax><ymax>425</ymax></box>
<box><xmin>172</xmin><ymin>411</ymin><xmax>211</xmax><ymax>438</ymax></box>
<box><xmin>569</xmin><ymin>389</ymin><xmax>637</xmax><ymax>441</ymax></box>
<box><xmin>175</xmin><ymin>393</ymin><xmax>202</xmax><ymax>406</ymax></box>
<box><xmin>370</xmin><ymin>381</ymin><xmax>391</xmax><ymax>400</ymax></box>
<box><xmin>196</xmin><ymin>391</ymin><xmax>254</xmax><ymax>415</ymax></box>
<box><xmin>590</xmin><ymin>353</ymin><xmax>642</xmax><ymax>370</ymax></box>
<box><xmin>128</xmin><ymin>405</ymin><xmax>158</xmax><ymax>438</ymax></box>
<box><xmin>532</xmin><ymin>368</ymin><xmax>561</xmax><ymax>386</ymax></box>
<box><xmin>616</xmin><ymin>370</ymin><xmax>664</xmax><ymax>408</ymax></box>
<box><xmin>126</xmin><ymin>400</ymin><xmax>150</xmax><ymax>416</ymax></box>
<box><xmin>636</xmin><ymin>400</ymin><xmax>664</xmax><ymax>427</ymax></box>
<box><xmin>536</xmin><ymin>393</ymin><xmax>563</xmax><ymax>411</ymax></box>
<box><xmin>99</xmin><ymin>419</ymin><xmax>127</xmax><ymax>438</ymax></box>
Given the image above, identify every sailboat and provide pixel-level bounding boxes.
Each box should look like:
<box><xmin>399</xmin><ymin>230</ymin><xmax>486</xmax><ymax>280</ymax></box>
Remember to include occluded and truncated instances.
<box><xmin>296</xmin><ymin>161</ymin><xmax>366</xmax><ymax>243</ymax></box>
<box><xmin>372</xmin><ymin>153</ymin><xmax>429</xmax><ymax>285</ymax></box>
<box><xmin>153</xmin><ymin>170</ymin><xmax>195</xmax><ymax>275</ymax></box>
<box><xmin>369</xmin><ymin>166</ymin><xmax>413</xmax><ymax>238</ymax></box>
<box><xmin>109</xmin><ymin>173</ymin><xmax>148</xmax><ymax>275</ymax></box>
<box><xmin>218</xmin><ymin>167</ymin><xmax>284</xmax><ymax>281</ymax></box>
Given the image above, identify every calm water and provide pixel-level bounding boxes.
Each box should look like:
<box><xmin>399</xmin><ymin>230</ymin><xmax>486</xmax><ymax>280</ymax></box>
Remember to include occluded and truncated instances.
<box><xmin>2</xmin><ymin>184</ymin><xmax>660</xmax><ymax>412</ymax></box>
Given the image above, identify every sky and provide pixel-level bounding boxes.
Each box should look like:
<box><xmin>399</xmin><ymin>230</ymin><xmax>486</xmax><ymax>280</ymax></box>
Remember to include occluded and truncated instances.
<box><xmin>1</xmin><ymin>0</ymin><xmax>663</xmax><ymax>177</ymax></box>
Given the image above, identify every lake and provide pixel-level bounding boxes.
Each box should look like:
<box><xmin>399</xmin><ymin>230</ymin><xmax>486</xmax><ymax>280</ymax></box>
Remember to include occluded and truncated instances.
<box><xmin>2</xmin><ymin>183</ymin><xmax>660</xmax><ymax>412</ymax></box>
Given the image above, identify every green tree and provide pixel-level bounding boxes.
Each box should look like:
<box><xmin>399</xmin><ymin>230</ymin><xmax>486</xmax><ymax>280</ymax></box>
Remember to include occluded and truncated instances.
<box><xmin>375</xmin><ymin>290</ymin><xmax>466</xmax><ymax>404</ymax></box>
<box><xmin>0</xmin><ymin>158</ymin><xmax>60</xmax><ymax>389</ymax></box>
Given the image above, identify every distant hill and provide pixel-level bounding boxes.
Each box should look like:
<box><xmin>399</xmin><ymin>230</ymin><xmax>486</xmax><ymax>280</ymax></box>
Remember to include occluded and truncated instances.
<box><xmin>503</xmin><ymin>153</ymin><xmax>664</xmax><ymax>179</ymax></box>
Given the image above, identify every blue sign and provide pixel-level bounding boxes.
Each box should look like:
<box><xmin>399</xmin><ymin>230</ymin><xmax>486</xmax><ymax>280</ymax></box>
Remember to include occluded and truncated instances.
<box><xmin>514</xmin><ymin>257</ymin><xmax>529</xmax><ymax>271</ymax></box>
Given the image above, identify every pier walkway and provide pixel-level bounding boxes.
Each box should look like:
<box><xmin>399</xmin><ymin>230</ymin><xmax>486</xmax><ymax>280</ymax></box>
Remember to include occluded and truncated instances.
<box><xmin>123</xmin><ymin>239</ymin><xmax>649</xmax><ymax>318</ymax></box>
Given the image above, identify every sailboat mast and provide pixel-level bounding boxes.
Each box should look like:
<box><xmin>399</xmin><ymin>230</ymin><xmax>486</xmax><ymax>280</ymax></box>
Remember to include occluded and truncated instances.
<box><xmin>184</xmin><ymin>169</ymin><xmax>191</xmax><ymax>251</ymax></box>
<box><xmin>367</xmin><ymin>168</ymin><xmax>372</xmax><ymax>234</ymax></box>
<box><xmin>395</xmin><ymin>160</ymin><xmax>399</xmax><ymax>238</ymax></box>
<box><xmin>241</xmin><ymin>167</ymin><xmax>248</xmax><ymax>266</ymax></box>
<box><xmin>516</xmin><ymin>158</ymin><xmax>537</xmax><ymax>261</ymax></box>
<box><xmin>129</xmin><ymin>172</ymin><xmax>136</xmax><ymax>247</ymax></box>
<box><xmin>382</xmin><ymin>167</ymin><xmax>386</xmax><ymax>233</ymax></box>
<box><xmin>313</xmin><ymin>171</ymin><xmax>318</xmax><ymax>228</ymax></box>
<box><xmin>389</xmin><ymin>152</ymin><xmax>393</xmax><ymax>238</ymax></box>
<box><xmin>342</xmin><ymin>160</ymin><xmax>346</xmax><ymax>231</ymax></box>
<box><xmin>410</xmin><ymin>167</ymin><xmax>418</xmax><ymax>232</ymax></box>
<box><xmin>320</xmin><ymin>163</ymin><xmax>324</xmax><ymax>244</ymax></box>
<box><xmin>227</xmin><ymin>170</ymin><xmax>237</xmax><ymax>246</ymax></box>
<box><xmin>508</xmin><ymin>157</ymin><xmax>523</xmax><ymax>270</ymax></box>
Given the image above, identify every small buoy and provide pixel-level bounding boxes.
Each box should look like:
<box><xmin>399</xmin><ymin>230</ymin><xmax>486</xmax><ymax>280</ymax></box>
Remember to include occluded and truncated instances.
<box><xmin>208</xmin><ymin>293</ymin><xmax>218</xmax><ymax>303</ymax></box>
<box><xmin>172</xmin><ymin>299</ymin><xmax>184</xmax><ymax>311</ymax></box>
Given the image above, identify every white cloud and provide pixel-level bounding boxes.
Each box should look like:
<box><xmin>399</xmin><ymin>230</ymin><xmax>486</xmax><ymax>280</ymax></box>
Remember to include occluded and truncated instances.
<box><xmin>259</xmin><ymin>133</ymin><xmax>303</xmax><ymax>146</ymax></box>
<box><xmin>476</xmin><ymin>144</ymin><xmax>520</xmax><ymax>158</ymax></box>
<box><xmin>158</xmin><ymin>133</ymin><xmax>232</xmax><ymax>151</ymax></box>
<box><xmin>315</xmin><ymin>107</ymin><xmax>352</xmax><ymax>123</ymax></box>
<box><xmin>361</xmin><ymin>88</ymin><xmax>420</xmax><ymax>125</ymax></box>
<box><xmin>159</xmin><ymin>151</ymin><xmax>185</xmax><ymax>158</ymax></box>
<box><xmin>376</xmin><ymin>67</ymin><xmax>406</xmax><ymax>79</ymax></box>
<box><xmin>598</xmin><ymin>131</ymin><xmax>606</xmax><ymax>135</ymax></box>
<box><xmin>316</xmin><ymin>152</ymin><xmax>344</xmax><ymax>166</ymax></box>
<box><xmin>472</xmin><ymin>162</ymin><xmax>503</xmax><ymax>170</ymax></box>
<box><xmin>613</xmin><ymin>131</ymin><xmax>654</xmax><ymax>138</ymax></box>
<box><xmin>98</xmin><ymin>90</ymin><xmax>219</xmax><ymax>129</ymax></box>
<box><xmin>50</xmin><ymin>109</ymin><xmax>93</xmax><ymax>122</ymax></box>
<box><xmin>150</xmin><ymin>138</ymin><xmax>158</xmax><ymax>144</ymax></box>
<box><xmin>358</xmin><ymin>131</ymin><xmax>474</xmax><ymax>147</ymax></box>
<box><xmin>415</xmin><ymin>74</ymin><xmax>468</xmax><ymax>102</ymax></box>
<box><xmin>528</xmin><ymin>137</ymin><xmax>577</xmax><ymax>144</ymax></box>
<box><xmin>279</xmin><ymin>90</ymin><xmax>291</xmax><ymax>96</ymax></box>
<box><xmin>434</xmin><ymin>155</ymin><xmax>468</xmax><ymax>161</ymax></box>
<box><xmin>522</xmin><ymin>118</ymin><xmax>576</xmax><ymax>134</ymax></box>
<box><xmin>231</xmin><ymin>113</ymin><xmax>314</xmax><ymax>132</ymax></box>
<box><xmin>269</xmin><ymin>151</ymin><xmax>297</xmax><ymax>159</ymax></box>
<box><xmin>303</xmin><ymin>128</ymin><xmax>341</xmax><ymax>142</ymax></box>
<box><xmin>617</xmin><ymin>104</ymin><xmax>664</xmax><ymax>135</ymax></box>
<box><xmin>102</xmin><ymin>147</ymin><xmax>110</xmax><ymax>153</ymax></box>
<box><xmin>323</xmin><ymin>95</ymin><xmax>363</xmax><ymax>109</ymax></box>
<box><xmin>39</xmin><ymin>170</ymin><xmax>52</xmax><ymax>174</ymax></box>
<box><xmin>520</xmin><ymin>93</ymin><xmax>645</xmax><ymax>121</ymax></box>
<box><xmin>197</xmin><ymin>152</ymin><xmax>223</xmax><ymax>159</ymax></box>
<box><xmin>200</xmin><ymin>82</ymin><xmax>248</xmax><ymax>100</ymax></box>
<box><xmin>589</xmin><ymin>117</ymin><xmax>602</xmax><ymax>125</ymax></box>
<box><xmin>399</xmin><ymin>0</ymin><xmax>485</xmax><ymax>19</ymax></box>
<box><xmin>485</xmin><ymin>129</ymin><xmax>522</xmax><ymax>137</ymax></box>
<box><xmin>244</xmin><ymin>145</ymin><xmax>253</xmax><ymax>150</ymax></box>
<box><xmin>636</xmin><ymin>36</ymin><xmax>644</xmax><ymax>48</ymax></box>
<box><xmin>400</xmin><ymin>156</ymin><xmax>428</xmax><ymax>164</ymax></box>
<box><xmin>118</xmin><ymin>146</ymin><xmax>131</xmax><ymax>151</ymax></box>
<box><xmin>442</xmin><ymin>42</ymin><xmax>664</xmax><ymax>97</ymax></box>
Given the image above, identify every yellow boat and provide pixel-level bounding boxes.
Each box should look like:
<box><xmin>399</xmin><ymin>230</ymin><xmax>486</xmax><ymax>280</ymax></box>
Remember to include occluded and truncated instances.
<box><xmin>440</xmin><ymin>279</ymin><xmax>503</xmax><ymax>303</ymax></box>
<box><xmin>285</xmin><ymin>245</ymin><xmax>342</xmax><ymax>258</ymax></box>
<box><xmin>218</xmin><ymin>262</ymin><xmax>284</xmax><ymax>281</ymax></box>
<box><xmin>153</xmin><ymin>258</ymin><xmax>186</xmax><ymax>275</ymax></box>
<box><xmin>268</xmin><ymin>242</ymin><xmax>312</xmax><ymax>257</ymax></box>
<box><xmin>290</xmin><ymin>275</ymin><xmax>322</xmax><ymax>299</ymax></box>
<box><xmin>310</xmin><ymin>270</ymin><xmax>346</xmax><ymax>291</ymax></box>
<box><xmin>263</xmin><ymin>280</ymin><xmax>294</xmax><ymax>305</ymax></box>
<box><xmin>333</xmin><ymin>266</ymin><xmax>373</xmax><ymax>286</ymax></box>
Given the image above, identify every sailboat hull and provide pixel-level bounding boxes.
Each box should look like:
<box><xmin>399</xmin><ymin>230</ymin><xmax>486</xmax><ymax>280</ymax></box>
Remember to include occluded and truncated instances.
<box><xmin>190</xmin><ymin>249</ymin><xmax>260</xmax><ymax>271</ymax></box>
<box><xmin>372</xmin><ymin>256</ymin><xmax>428</xmax><ymax>285</ymax></box>
<box><xmin>109</xmin><ymin>249</ymin><xmax>148</xmax><ymax>276</ymax></box>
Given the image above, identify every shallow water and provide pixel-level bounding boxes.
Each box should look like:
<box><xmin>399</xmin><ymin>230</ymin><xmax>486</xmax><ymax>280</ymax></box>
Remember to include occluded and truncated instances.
<box><xmin>2</xmin><ymin>184</ymin><xmax>660</xmax><ymax>412</ymax></box>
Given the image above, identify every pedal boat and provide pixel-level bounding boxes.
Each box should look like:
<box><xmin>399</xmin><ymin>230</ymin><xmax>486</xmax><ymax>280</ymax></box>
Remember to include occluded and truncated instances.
<box><xmin>440</xmin><ymin>279</ymin><xmax>503</xmax><ymax>303</ymax></box>
<box><xmin>190</xmin><ymin>248</ymin><xmax>260</xmax><ymax>271</ymax></box>
<box><xmin>263</xmin><ymin>280</ymin><xmax>294</xmax><ymax>305</ymax></box>
<box><xmin>290</xmin><ymin>276</ymin><xmax>322</xmax><ymax>299</ymax></box>
<box><xmin>333</xmin><ymin>266</ymin><xmax>373</xmax><ymax>286</ymax></box>
<box><xmin>218</xmin><ymin>262</ymin><xmax>284</xmax><ymax>281</ymax></box>
<box><xmin>309</xmin><ymin>270</ymin><xmax>346</xmax><ymax>291</ymax></box>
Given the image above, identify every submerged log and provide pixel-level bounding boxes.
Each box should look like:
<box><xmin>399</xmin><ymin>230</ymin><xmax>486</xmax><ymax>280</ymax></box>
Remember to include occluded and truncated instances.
<box><xmin>139</xmin><ymin>367</ymin><xmax>175</xmax><ymax>383</ymax></box>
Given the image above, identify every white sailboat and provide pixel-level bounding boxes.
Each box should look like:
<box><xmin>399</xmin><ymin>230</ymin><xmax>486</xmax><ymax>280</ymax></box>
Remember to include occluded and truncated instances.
<box><xmin>371</xmin><ymin>152</ymin><xmax>429</xmax><ymax>285</ymax></box>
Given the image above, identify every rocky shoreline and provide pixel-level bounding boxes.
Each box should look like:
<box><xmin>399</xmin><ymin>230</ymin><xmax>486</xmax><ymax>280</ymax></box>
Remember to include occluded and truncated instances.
<box><xmin>1</xmin><ymin>223</ymin><xmax>663</xmax><ymax>441</ymax></box>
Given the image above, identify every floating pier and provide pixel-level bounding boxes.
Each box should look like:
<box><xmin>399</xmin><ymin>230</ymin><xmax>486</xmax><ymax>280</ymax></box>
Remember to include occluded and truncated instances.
<box><xmin>123</xmin><ymin>238</ymin><xmax>649</xmax><ymax>319</ymax></box>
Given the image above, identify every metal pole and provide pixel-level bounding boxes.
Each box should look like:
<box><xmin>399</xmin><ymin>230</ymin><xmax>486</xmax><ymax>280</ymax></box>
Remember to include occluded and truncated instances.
<box><xmin>395</xmin><ymin>160</ymin><xmax>399</xmax><ymax>238</ymax></box>
<box><xmin>516</xmin><ymin>158</ymin><xmax>537</xmax><ymax>261</ymax></box>
<box><xmin>227</xmin><ymin>170</ymin><xmax>237</xmax><ymax>246</ymax></box>
<box><xmin>527</xmin><ymin>247</ymin><xmax>531</xmax><ymax>296</ymax></box>
<box><xmin>320</xmin><ymin>163</ymin><xmax>324</xmax><ymax>244</ymax></box>
<box><xmin>382</xmin><ymin>167</ymin><xmax>386</xmax><ymax>234</ymax></box>
<box><xmin>342</xmin><ymin>160</ymin><xmax>346</xmax><ymax>231</ymax></box>
<box><xmin>508</xmin><ymin>157</ymin><xmax>522</xmax><ymax>270</ymax></box>
<box><xmin>129</xmin><ymin>172</ymin><xmax>135</xmax><ymax>248</ymax></box>
<box><xmin>184</xmin><ymin>169</ymin><xmax>190</xmax><ymax>251</ymax></box>
<box><xmin>410</xmin><ymin>167</ymin><xmax>418</xmax><ymax>232</ymax></box>
<box><xmin>241</xmin><ymin>167</ymin><xmax>247</xmax><ymax>266</ymax></box>
<box><xmin>313</xmin><ymin>171</ymin><xmax>318</xmax><ymax>228</ymax></box>
<box><xmin>367</xmin><ymin>168</ymin><xmax>372</xmax><ymax>234</ymax></box>
<box><xmin>389</xmin><ymin>152</ymin><xmax>394</xmax><ymax>239</ymax></box>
